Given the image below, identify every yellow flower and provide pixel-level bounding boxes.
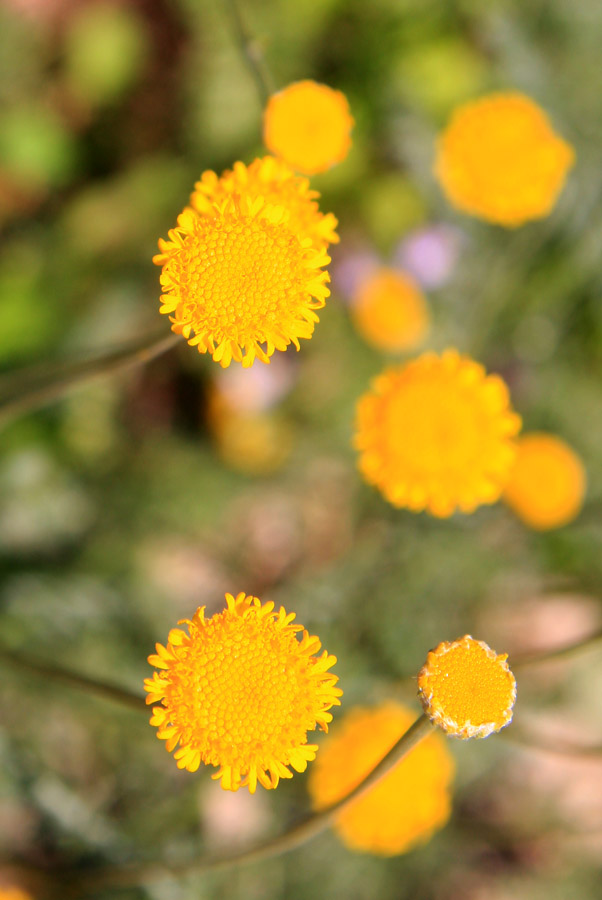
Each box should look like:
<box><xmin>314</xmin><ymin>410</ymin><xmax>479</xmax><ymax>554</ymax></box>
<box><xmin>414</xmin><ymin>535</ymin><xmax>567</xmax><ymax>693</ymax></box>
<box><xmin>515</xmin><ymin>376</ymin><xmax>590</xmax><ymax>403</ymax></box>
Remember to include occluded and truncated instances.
<box><xmin>263</xmin><ymin>80</ymin><xmax>353</xmax><ymax>175</ymax></box>
<box><xmin>418</xmin><ymin>636</ymin><xmax>516</xmax><ymax>739</ymax></box>
<box><xmin>308</xmin><ymin>702</ymin><xmax>454</xmax><ymax>855</ymax></box>
<box><xmin>145</xmin><ymin>592</ymin><xmax>341</xmax><ymax>793</ymax></box>
<box><xmin>154</xmin><ymin>195</ymin><xmax>330</xmax><ymax>368</ymax></box>
<box><xmin>190</xmin><ymin>156</ymin><xmax>339</xmax><ymax>250</ymax></box>
<box><xmin>503</xmin><ymin>432</ymin><xmax>586</xmax><ymax>530</ymax></box>
<box><xmin>354</xmin><ymin>349</ymin><xmax>521</xmax><ymax>517</ymax></box>
<box><xmin>435</xmin><ymin>92</ymin><xmax>575</xmax><ymax>227</ymax></box>
<box><xmin>351</xmin><ymin>267</ymin><xmax>430</xmax><ymax>353</ymax></box>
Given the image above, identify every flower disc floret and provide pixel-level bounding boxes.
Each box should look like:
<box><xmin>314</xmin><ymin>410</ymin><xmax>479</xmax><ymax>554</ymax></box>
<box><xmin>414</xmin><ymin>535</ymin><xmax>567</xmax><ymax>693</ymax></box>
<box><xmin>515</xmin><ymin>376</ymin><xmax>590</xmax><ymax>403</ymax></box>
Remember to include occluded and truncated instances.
<box><xmin>154</xmin><ymin>196</ymin><xmax>330</xmax><ymax>367</ymax></box>
<box><xmin>308</xmin><ymin>702</ymin><xmax>454</xmax><ymax>855</ymax></box>
<box><xmin>263</xmin><ymin>80</ymin><xmax>354</xmax><ymax>175</ymax></box>
<box><xmin>351</xmin><ymin>267</ymin><xmax>430</xmax><ymax>353</ymax></box>
<box><xmin>503</xmin><ymin>432</ymin><xmax>586</xmax><ymax>530</ymax></box>
<box><xmin>145</xmin><ymin>592</ymin><xmax>342</xmax><ymax>793</ymax></box>
<box><xmin>418</xmin><ymin>636</ymin><xmax>516</xmax><ymax>739</ymax></box>
<box><xmin>435</xmin><ymin>92</ymin><xmax>574</xmax><ymax>227</ymax></box>
<box><xmin>354</xmin><ymin>349</ymin><xmax>522</xmax><ymax>517</ymax></box>
<box><xmin>190</xmin><ymin>157</ymin><xmax>339</xmax><ymax>250</ymax></box>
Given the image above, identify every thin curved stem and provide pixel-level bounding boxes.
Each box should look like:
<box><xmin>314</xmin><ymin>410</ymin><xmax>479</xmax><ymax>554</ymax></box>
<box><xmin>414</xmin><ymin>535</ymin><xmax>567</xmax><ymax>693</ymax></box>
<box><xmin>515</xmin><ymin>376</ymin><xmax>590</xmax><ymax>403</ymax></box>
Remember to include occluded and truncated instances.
<box><xmin>511</xmin><ymin>628</ymin><xmax>602</xmax><ymax>669</ymax></box>
<box><xmin>0</xmin><ymin>330</ymin><xmax>180</xmax><ymax>429</ymax></box>
<box><xmin>222</xmin><ymin>0</ymin><xmax>275</xmax><ymax>106</ymax></box>
<box><xmin>500</xmin><ymin>724</ymin><xmax>602</xmax><ymax>759</ymax></box>
<box><xmin>74</xmin><ymin>715</ymin><xmax>434</xmax><ymax>891</ymax></box>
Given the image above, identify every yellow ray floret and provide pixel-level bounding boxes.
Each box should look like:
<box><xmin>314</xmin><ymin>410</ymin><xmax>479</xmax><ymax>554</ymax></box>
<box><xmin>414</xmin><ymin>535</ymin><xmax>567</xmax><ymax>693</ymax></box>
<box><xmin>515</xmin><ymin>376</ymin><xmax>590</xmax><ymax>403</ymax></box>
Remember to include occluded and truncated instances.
<box><xmin>354</xmin><ymin>349</ymin><xmax>522</xmax><ymax>517</ymax></box>
<box><xmin>145</xmin><ymin>592</ymin><xmax>342</xmax><ymax>793</ymax></box>
<box><xmin>502</xmin><ymin>432</ymin><xmax>586</xmax><ymax>530</ymax></box>
<box><xmin>263</xmin><ymin>80</ymin><xmax>354</xmax><ymax>175</ymax></box>
<box><xmin>154</xmin><ymin>195</ymin><xmax>330</xmax><ymax>367</ymax></box>
<box><xmin>351</xmin><ymin>267</ymin><xmax>430</xmax><ymax>354</ymax></box>
<box><xmin>190</xmin><ymin>156</ymin><xmax>339</xmax><ymax>250</ymax></box>
<box><xmin>308</xmin><ymin>702</ymin><xmax>454</xmax><ymax>856</ymax></box>
<box><xmin>435</xmin><ymin>92</ymin><xmax>574</xmax><ymax>227</ymax></box>
<box><xmin>418</xmin><ymin>636</ymin><xmax>516</xmax><ymax>739</ymax></box>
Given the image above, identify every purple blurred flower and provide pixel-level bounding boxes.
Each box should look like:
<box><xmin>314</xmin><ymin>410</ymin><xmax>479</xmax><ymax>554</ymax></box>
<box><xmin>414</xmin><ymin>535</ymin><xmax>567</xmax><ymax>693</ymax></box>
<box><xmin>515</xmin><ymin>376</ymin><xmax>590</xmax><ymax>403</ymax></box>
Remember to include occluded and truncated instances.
<box><xmin>393</xmin><ymin>225</ymin><xmax>463</xmax><ymax>289</ymax></box>
<box><xmin>331</xmin><ymin>249</ymin><xmax>380</xmax><ymax>304</ymax></box>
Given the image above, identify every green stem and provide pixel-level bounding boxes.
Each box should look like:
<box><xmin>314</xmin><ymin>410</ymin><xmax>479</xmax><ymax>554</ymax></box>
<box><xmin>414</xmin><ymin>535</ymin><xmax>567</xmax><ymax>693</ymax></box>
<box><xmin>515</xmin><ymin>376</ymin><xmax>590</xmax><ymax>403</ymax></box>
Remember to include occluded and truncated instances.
<box><xmin>499</xmin><ymin>723</ymin><xmax>602</xmax><ymax>759</ymax></box>
<box><xmin>511</xmin><ymin>628</ymin><xmax>602</xmax><ymax>669</ymax></box>
<box><xmin>0</xmin><ymin>330</ymin><xmax>180</xmax><ymax>429</ymax></box>
<box><xmin>74</xmin><ymin>715</ymin><xmax>434</xmax><ymax>891</ymax></box>
<box><xmin>223</xmin><ymin>0</ymin><xmax>275</xmax><ymax>106</ymax></box>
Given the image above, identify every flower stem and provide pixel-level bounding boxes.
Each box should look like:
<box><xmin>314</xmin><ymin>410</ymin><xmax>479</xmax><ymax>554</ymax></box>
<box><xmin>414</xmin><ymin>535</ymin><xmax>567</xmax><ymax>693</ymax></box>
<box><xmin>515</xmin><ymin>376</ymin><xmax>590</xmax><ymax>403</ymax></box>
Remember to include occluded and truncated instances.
<box><xmin>222</xmin><ymin>0</ymin><xmax>275</xmax><ymax>106</ymax></box>
<box><xmin>511</xmin><ymin>628</ymin><xmax>602</xmax><ymax>669</ymax></box>
<box><xmin>73</xmin><ymin>715</ymin><xmax>434</xmax><ymax>891</ymax></box>
<box><xmin>0</xmin><ymin>330</ymin><xmax>180</xmax><ymax>429</ymax></box>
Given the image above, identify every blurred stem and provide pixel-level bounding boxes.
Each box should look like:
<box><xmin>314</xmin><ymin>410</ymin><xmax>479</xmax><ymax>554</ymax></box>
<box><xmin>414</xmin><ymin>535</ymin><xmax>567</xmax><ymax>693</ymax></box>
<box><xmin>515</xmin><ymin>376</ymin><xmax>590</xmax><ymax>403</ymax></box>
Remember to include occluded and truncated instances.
<box><xmin>74</xmin><ymin>715</ymin><xmax>434</xmax><ymax>891</ymax></box>
<box><xmin>0</xmin><ymin>646</ymin><xmax>146</xmax><ymax>712</ymax></box>
<box><xmin>500</xmin><ymin>724</ymin><xmax>602</xmax><ymax>759</ymax></box>
<box><xmin>512</xmin><ymin>628</ymin><xmax>602</xmax><ymax>669</ymax></box>
<box><xmin>223</xmin><ymin>0</ymin><xmax>275</xmax><ymax>105</ymax></box>
<box><xmin>0</xmin><ymin>330</ymin><xmax>180</xmax><ymax>429</ymax></box>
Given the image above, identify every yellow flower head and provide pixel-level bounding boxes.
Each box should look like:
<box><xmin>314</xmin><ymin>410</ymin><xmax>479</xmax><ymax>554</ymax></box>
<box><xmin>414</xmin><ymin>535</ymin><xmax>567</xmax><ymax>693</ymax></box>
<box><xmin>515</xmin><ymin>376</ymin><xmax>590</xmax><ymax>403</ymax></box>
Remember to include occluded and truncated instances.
<box><xmin>503</xmin><ymin>432</ymin><xmax>586</xmax><ymax>530</ymax></box>
<box><xmin>354</xmin><ymin>349</ymin><xmax>521</xmax><ymax>517</ymax></box>
<box><xmin>308</xmin><ymin>702</ymin><xmax>454</xmax><ymax>856</ymax></box>
<box><xmin>263</xmin><ymin>80</ymin><xmax>354</xmax><ymax>175</ymax></box>
<box><xmin>418</xmin><ymin>636</ymin><xmax>516</xmax><ymax>739</ymax></box>
<box><xmin>435</xmin><ymin>92</ymin><xmax>575</xmax><ymax>227</ymax></box>
<box><xmin>190</xmin><ymin>156</ymin><xmax>339</xmax><ymax>250</ymax></box>
<box><xmin>145</xmin><ymin>592</ymin><xmax>342</xmax><ymax>793</ymax></box>
<box><xmin>351</xmin><ymin>267</ymin><xmax>430</xmax><ymax>354</ymax></box>
<box><xmin>154</xmin><ymin>194</ymin><xmax>330</xmax><ymax>368</ymax></box>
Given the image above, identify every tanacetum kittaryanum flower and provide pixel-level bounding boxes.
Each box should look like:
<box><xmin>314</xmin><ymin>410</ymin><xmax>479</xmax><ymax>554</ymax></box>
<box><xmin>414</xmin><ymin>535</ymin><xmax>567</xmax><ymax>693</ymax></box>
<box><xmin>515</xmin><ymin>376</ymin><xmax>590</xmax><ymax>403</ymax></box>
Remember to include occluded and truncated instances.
<box><xmin>308</xmin><ymin>702</ymin><xmax>454</xmax><ymax>855</ymax></box>
<box><xmin>145</xmin><ymin>592</ymin><xmax>342</xmax><ymax>793</ymax></box>
<box><xmin>351</xmin><ymin>267</ymin><xmax>430</xmax><ymax>354</ymax></box>
<box><xmin>503</xmin><ymin>432</ymin><xmax>586</xmax><ymax>530</ymax></box>
<box><xmin>154</xmin><ymin>180</ymin><xmax>331</xmax><ymax>367</ymax></box>
<box><xmin>190</xmin><ymin>156</ymin><xmax>339</xmax><ymax>250</ymax></box>
<box><xmin>435</xmin><ymin>92</ymin><xmax>575</xmax><ymax>227</ymax></box>
<box><xmin>418</xmin><ymin>636</ymin><xmax>516</xmax><ymax>739</ymax></box>
<box><xmin>354</xmin><ymin>349</ymin><xmax>522</xmax><ymax>517</ymax></box>
<box><xmin>263</xmin><ymin>80</ymin><xmax>354</xmax><ymax>175</ymax></box>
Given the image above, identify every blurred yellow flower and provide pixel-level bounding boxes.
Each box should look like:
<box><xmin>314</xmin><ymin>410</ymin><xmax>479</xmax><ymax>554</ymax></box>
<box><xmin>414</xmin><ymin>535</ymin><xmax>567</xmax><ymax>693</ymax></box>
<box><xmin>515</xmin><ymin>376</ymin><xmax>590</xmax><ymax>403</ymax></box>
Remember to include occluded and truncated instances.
<box><xmin>0</xmin><ymin>890</ymin><xmax>32</xmax><ymax>900</ymax></box>
<box><xmin>308</xmin><ymin>702</ymin><xmax>454</xmax><ymax>855</ymax></box>
<box><xmin>354</xmin><ymin>349</ymin><xmax>521</xmax><ymax>517</ymax></box>
<box><xmin>435</xmin><ymin>92</ymin><xmax>575</xmax><ymax>226</ymax></box>
<box><xmin>503</xmin><ymin>432</ymin><xmax>586</xmax><ymax>530</ymax></box>
<box><xmin>351</xmin><ymin>267</ymin><xmax>430</xmax><ymax>353</ymax></box>
<box><xmin>263</xmin><ymin>80</ymin><xmax>353</xmax><ymax>175</ymax></box>
<box><xmin>418</xmin><ymin>636</ymin><xmax>516</xmax><ymax>739</ymax></box>
<box><xmin>190</xmin><ymin>156</ymin><xmax>339</xmax><ymax>250</ymax></box>
<box><xmin>145</xmin><ymin>592</ymin><xmax>341</xmax><ymax>792</ymax></box>
<box><xmin>154</xmin><ymin>186</ymin><xmax>330</xmax><ymax>367</ymax></box>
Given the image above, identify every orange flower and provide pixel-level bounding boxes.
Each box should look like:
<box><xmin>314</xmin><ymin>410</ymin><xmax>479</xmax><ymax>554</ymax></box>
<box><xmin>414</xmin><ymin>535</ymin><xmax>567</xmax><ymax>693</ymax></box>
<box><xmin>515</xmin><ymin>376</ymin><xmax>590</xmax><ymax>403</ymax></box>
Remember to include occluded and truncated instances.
<box><xmin>503</xmin><ymin>433</ymin><xmax>586</xmax><ymax>530</ymax></box>
<box><xmin>263</xmin><ymin>80</ymin><xmax>353</xmax><ymax>175</ymax></box>
<box><xmin>418</xmin><ymin>636</ymin><xmax>516</xmax><ymax>739</ymax></box>
<box><xmin>308</xmin><ymin>702</ymin><xmax>454</xmax><ymax>855</ymax></box>
<box><xmin>351</xmin><ymin>268</ymin><xmax>430</xmax><ymax>353</ymax></box>
<box><xmin>435</xmin><ymin>92</ymin><xmax>574</xmax><ymax>226</ymax></box>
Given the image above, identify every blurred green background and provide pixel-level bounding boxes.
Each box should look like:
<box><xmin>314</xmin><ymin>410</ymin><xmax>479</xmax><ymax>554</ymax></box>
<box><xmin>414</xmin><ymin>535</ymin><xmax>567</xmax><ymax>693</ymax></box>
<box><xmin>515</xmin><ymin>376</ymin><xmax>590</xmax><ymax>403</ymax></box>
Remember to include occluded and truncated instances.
<box><xmin>1</xmin><ymin>0</ymin><xmax>602</xmax><ymax>898</ymax></box>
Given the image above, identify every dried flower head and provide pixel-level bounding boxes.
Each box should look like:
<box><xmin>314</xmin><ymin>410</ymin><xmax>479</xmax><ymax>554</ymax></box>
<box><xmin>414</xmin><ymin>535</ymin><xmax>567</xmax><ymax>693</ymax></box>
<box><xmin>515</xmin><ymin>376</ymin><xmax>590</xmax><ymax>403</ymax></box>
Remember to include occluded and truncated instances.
<box><xmin>351</xmin><ymin>267</ymin><xmax>430</xmax><ymax>353</ymax></box>
<box><xmin>435</xmin><ymin>92</ymin><xmax>575</xmax><ymax>226</ymax></box>
<box><xmin>145</xmin><ymin>592</ymin><xmax>342</xmax><ymax>792</ymax></box>
<box><xmin>154</xmin><ymin>190</ymin><xmax>330</xmax><ymax>367</ymax></box>
<box><xmin>418</xmin><ymin>636</ymin><xmax>516</xmax><ymax>739</ymax></box>
<box><xmin>190</xmin><ymin>156</ymin><xmax>338</xmax><ymax>250</ymax></box>
<box><xmin>263</xmin><ymin>80</ymin><xmax>353</xmax><ymax>175</ymax></box>
<box><xmin>354</xmin><ymin>349</ymin><xmax>521</xmax><ymax>517</ymax></box>
<box><xmin>308</xmin><ymin>702</ymin><xmax>454</xmax><ymax>855</ymax></box>
<box><xmin>503</xmin><ymin>433</ymin><xmax>586</xmax><ymax>530</ymax></box>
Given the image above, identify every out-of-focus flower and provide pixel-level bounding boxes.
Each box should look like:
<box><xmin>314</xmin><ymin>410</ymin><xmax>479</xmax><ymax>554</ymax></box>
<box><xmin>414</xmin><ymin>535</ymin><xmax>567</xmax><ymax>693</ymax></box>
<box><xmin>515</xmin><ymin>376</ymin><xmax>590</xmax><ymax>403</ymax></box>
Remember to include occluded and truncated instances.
<box><xmin>331</xmin><ymin>248</ymin><xmax>379</xmax><ymax>302</ymax></box>
<box><xmin>200</xmin><ymin>780</ymin><xmax>271</xmax><ymax>850</ymax></box>
<box><xmin>154</xmin><ymin>163</ymin><xmax>331</xmax><ymax>367</ymax></box>
<box><xmin>435</xmin><ymin>93</ymin><xmax>575</xmax><ymax>227</ymax></box>
<box><xmin>190</xmin><ymin>156</ymin><xmax>338</xmax><ymax>250</ymax></box>
<box><xmin>0</xmin><ymin>888</ymin><xmax>33</xmax><ymax>900</ymax></box>
<box><xmin>502</xmin><ymin>433</ymin><xmax>586</xmax><ymax>530</ymax></box>
<box><xmin>145</xmin><ymin>592</ymin><xmax>341</xmax><ymax>792</ymax></box>
<box><xmin>354</xmin><ymin>349</ymin><xmax>521</xmax><ymax>517</ymax></box>
<box><xmin>350</xmin><ymin>267</ymin><xmax>430</xmax><ymax>353</ymax></box>
<box><xmin>308</xmin><ymin>702</ymin><xmax>454</xmax><ymax>855</ymax></box>
<box><xmin>263</xmin><ymin>81</ymin><xmax>353</xmax><ymax>175</ymax></box>
<box><xmin>418</xmin><ymin>636</ymin><xmax>516</xmax><ymax>739</ymax></box>
<box><xmin>393</xmin><ymin>225</ymin><xmax>462</xmax><ymax>289</ymax></box>
<box><xmin>212</xmin><ymin>352</ymin><xmax>297</xmax><ymax>414</ymax></box>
